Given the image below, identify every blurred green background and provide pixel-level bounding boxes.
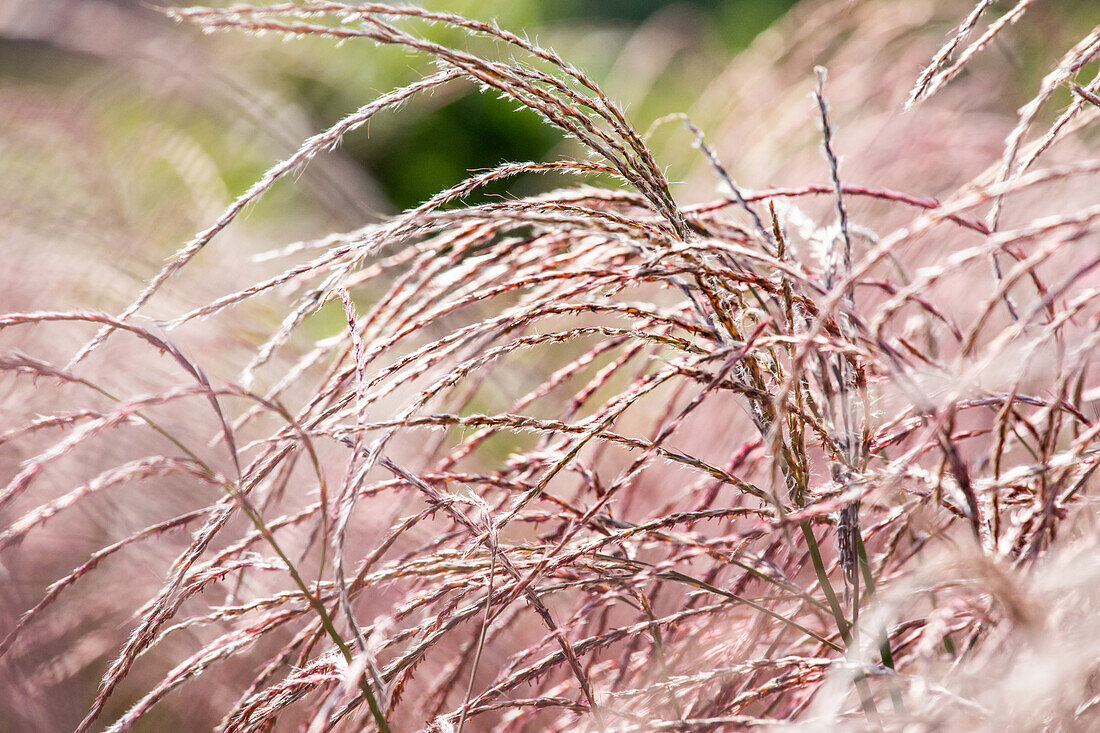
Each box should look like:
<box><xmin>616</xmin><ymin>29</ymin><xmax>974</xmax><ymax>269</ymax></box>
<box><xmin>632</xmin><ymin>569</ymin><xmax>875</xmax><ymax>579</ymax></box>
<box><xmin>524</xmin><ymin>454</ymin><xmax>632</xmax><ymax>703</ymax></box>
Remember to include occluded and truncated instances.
<box><xmin>0</xmin><ymin>0</ymin><xmax>796</xmax><ymax>229</ymax></box>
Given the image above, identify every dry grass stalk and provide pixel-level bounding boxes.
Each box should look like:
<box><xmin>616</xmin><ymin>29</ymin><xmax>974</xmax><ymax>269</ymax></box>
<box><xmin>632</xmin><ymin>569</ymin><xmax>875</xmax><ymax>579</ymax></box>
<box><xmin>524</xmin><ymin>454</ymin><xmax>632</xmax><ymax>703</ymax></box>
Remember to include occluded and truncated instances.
<box><xmin>2</xmin><ymin>1</ymin><xmax>1099</xmax><ymax>731</ymax></box>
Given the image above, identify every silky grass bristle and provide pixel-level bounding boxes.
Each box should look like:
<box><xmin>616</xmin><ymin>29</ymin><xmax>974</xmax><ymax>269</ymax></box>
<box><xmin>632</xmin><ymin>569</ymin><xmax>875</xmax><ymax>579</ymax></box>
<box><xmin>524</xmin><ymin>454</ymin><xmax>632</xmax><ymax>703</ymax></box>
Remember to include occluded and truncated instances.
<box><xmin>2</xmin><ymin>2</ymin><xmax>1099</xmax><ymax>731</ymax></box>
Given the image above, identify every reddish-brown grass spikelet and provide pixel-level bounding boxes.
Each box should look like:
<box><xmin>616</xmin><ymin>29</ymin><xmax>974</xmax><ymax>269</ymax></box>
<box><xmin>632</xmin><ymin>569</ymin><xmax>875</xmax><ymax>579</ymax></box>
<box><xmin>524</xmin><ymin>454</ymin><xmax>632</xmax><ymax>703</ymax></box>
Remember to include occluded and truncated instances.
<box><xmin>2</xmin><ymin>1</ymin><xmax>1099</xmax><ymax>731</ymax></box>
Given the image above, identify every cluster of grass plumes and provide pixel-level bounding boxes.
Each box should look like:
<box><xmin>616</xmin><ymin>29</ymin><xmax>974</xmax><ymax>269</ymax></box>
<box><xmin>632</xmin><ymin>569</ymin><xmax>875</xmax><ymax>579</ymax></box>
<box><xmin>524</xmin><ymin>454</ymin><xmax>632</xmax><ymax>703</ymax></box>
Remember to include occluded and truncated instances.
<box><xmin>1</xmin><ymin>1</ymin><xmax>1099</xmax><ymax>730</ymax></box>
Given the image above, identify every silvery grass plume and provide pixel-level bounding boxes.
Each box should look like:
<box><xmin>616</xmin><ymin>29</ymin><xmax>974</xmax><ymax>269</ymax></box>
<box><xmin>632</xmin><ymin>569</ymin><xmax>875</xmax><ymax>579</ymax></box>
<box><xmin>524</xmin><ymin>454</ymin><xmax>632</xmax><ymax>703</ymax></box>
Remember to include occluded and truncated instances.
<box><xmin>1</xmin><ymin>1</ymin><xmax>1098</xmax><ymax>731</ymax></box>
